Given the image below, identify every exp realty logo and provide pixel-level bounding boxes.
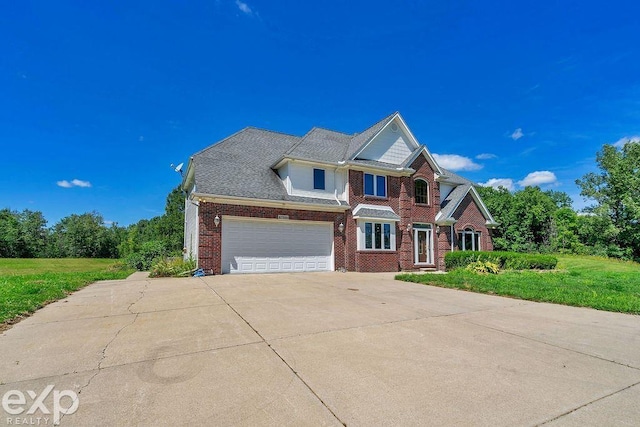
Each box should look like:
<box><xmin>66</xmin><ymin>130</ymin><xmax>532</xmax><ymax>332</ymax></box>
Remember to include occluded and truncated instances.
<box><xmin>2</xmin><ymin>385</ymin><xmax>79</xmax><ymax>425</ymax></box>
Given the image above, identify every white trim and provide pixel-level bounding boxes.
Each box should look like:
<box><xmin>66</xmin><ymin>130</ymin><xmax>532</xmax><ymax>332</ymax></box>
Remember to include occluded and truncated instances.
<box><xmin>413</xmin><ymin>225</ymin><xmax>434</xmax><ymax>265</ymax></box>
<box><xmin>413</xmin><ymin>177</ymin><xmax>430</xmax><ymax>205</ymax></box>
<box><xmin>363</xmin><ymin>172</ymin><xmax>387</xmax><ymax>197</ymax></box>
<box><xmin>434</xmin><ymin>186</ymin><xmax>498</xmax><ymax>225</ymax></box>
<box><xmin>357</xmin><ymin>219</ymin><xmax>396</xmax><ymax>251</ymax></box>
<box><xmin>191</xmin><ymin>192</ymin><xmax>349</xmax><ymax>212</ymax></box>
<box><xmin>352</xmin><ymin>113</ymin><xmax>422</xmax><ymax>160</ymax></box>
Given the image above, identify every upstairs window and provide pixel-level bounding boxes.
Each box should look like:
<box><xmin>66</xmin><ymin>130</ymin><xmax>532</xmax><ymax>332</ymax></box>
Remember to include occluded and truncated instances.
<box><xmin>313</xmin><ymin>168</ymin><xmax>325</xmax><ymax>190</ymax></box>
<box><xmin>415</xmin><ymin>179</ymin><xmax>429</xmax><ymax>204</ymax></box>
<box><xmin>364</xmin><ymin>173</ymin><xmax>387</xmax><ymax>197</ymax></box>
<box><xmin>458</xmin><ymin>228</ymin><xmax>481</xmax><ymax>251</ymax></box>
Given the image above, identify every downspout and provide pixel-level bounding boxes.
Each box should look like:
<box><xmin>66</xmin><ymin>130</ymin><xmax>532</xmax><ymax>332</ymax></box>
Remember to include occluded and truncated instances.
<box><xmin>451</xmin><ymin>224</ymin><xmax>454</xmax><ymax>251</ymax></box>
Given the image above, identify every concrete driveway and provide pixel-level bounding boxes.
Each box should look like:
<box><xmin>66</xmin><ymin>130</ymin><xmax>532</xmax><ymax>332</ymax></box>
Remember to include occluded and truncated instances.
<box><xmin>1</xmin><ymin>272</ymin><xmax>639</xmax><ymax>426</ymax></box>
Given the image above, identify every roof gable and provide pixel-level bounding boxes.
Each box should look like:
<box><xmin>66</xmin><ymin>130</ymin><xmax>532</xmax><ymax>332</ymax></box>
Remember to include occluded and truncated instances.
<box><xmin>436</xmin><ymin>184</ymin><xmax>498</xmax><ymax>227</ymax></box>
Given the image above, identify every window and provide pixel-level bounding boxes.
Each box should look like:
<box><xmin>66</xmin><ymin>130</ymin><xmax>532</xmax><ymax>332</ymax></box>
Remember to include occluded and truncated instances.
<box><xmin>313</xmin><ymin>168</ymin><xmax>325</xmax><ymax>190</ymax></box>
<box><xmin>414</xmin><ymin>179</ymin><xmax>429</xmax><ymax>204</ymax></box>
<box><xmin>364</xmin><ymin>173</ymin><xmax>386</xmax><ymax>197</ymax></box>
<box><xmin>361</xmin><ymin>221</ymin><xmax>394</xmax><ymax>250</ymax></box>
<box><xmin>458</xmin><ymin>228</ymin><xmax>481</xmax><ymax>251</ymax></box>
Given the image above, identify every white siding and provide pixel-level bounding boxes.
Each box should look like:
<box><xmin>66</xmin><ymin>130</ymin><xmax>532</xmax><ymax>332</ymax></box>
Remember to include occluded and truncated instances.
<box><xmin>358</xmin><ymin>122</ymin><xmax>415</xmax><ymax>164</ymax></box>
<box><xmin>183</xmin><ymin>197</ymin><xmax>198</xmax><ymax>262</ymax></box>
<box><xmin>221</xmin><ymin>218</ymin><xmax>333</xmax><ymax>274</ymax></box>
<box><xmin>439</xmin><ymin>183</ymin><xmax>454</xmax><ymax>202</ymax></box>
<box><xmin>283</xmin><ymin>163</ymin><xmax>347</xmax><ymax>200</ymax></box>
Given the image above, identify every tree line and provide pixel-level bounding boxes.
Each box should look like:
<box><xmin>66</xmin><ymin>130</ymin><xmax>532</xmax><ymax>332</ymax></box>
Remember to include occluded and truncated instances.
<box><xmin>0</xmin><ymin>186</ymin><xmax>185</xmax><ymax>260</ymax></box>
<box><xmin>478</xmin><ymin>139</ymin><xmax>639</xmax><ymax>261</ymax></box>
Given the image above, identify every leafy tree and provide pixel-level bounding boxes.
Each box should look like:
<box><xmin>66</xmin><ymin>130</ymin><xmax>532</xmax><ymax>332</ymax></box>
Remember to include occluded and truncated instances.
<box><xmin>478</xmin><ymin>186</ymin><xmax>572</xmax><ymax>253</ymax></box>
<box><xmin>19</xmin><ymin>210</ymin><xmax>48</xmax><ymax>257</ymax></box>
<box><xmin>48</xmin><ymin>212</ymin><xmax>118</xmax><ymax>258</ymax></box>
<box><xmin>0</xmin><ymin>209</ymin><xmax>22</xmax><ymax>257</ymax></box>
<box><xmin>119</xmin><ymin>186</ymin><xmax>184</xmax><ymax>258</ymax></box>
<box><xmin>576</xmin><ymin>141</ymin><xmax>640</xmax><ymax>259</ymax></box>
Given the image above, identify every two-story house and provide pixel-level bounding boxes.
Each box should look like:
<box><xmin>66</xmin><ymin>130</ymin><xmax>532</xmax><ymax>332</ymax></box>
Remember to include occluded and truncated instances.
<box><xmin>182</xmin><ymin>112</ymin><xmax>498</xmax><ymax>274</ymax></box>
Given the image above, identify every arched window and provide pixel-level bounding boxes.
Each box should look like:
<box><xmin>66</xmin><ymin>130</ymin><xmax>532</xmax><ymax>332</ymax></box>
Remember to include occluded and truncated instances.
<box><xmin>414</xmin><ymin>179</ymin><xmax>429</xmax><ymax>204</ymax></box>
<box><xmin>458</xmin><ymin>227</ymin><xmax>481</xmax><ymax>251</ymax></box>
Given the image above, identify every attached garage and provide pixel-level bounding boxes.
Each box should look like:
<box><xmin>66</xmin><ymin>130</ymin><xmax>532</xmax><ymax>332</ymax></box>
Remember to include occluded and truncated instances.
<box><xmin>221</xmin><ymin>217</ymin><xmax>334</xmax><ymax>274</ymax></box>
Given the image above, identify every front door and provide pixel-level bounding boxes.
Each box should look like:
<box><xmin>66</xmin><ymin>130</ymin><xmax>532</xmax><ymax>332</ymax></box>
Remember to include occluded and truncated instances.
<box><xmin>414</xmin><ymin>226</ymin><xmax>433</xmax><ymax>265</ymax></box>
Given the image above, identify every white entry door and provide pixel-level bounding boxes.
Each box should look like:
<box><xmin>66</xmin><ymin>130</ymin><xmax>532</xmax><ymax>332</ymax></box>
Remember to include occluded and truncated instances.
<box><xmin>221</xmin><ymin>218</ymin><xmax>333</xmax><ymax>274</ymax></box>
<box><xmin>414</xmin><ymin>225</ymin><xmax>434</xmax><ymax>265</ymax></box>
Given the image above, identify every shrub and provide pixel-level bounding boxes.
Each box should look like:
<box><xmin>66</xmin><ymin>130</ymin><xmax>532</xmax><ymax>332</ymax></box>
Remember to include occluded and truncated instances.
<box><xmin>445</xmin><ymin>251</ymin><xmax>557</xmax><ymax>271</ymax></box>
<box><xmin>149</xmin><ymin>256</ymin><xmax>196</xmax><ymax>278</ymax></box>
<box><xmin>125</xmin><ymin>240</ymin><xmax>168</xmax><ymax>271</ymax></box>
<box><xmin>466</xmin><ymin>260</ymin><xmax>501</xmax><ymax>274</ymax></box>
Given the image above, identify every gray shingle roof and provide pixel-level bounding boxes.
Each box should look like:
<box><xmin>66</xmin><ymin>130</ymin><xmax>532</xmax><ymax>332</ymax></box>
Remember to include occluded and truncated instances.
<box><xmin>352</xmin><ymin>206</ymin><xmax>401</xmax><ymax>221</ymax></box>
<box><xmin>286</xmin><ymin>127</ymin><xmax>351</xmax><ymax>163</ymax></box>
<box><xmin>438</xmin><ymin>184</ymin><xmax>471</xmax><ymax>221</ymax></box>
<box><xmin>440</xmin><ymin>169</ymin><xmax>477</xmax><ymax>186</ymax></box>
<box><xmin>349</xmin><ymin>159</ymin><xmax>408</xmax><ymax>172</ymax></box>
<box><xmin>193</xmin><ymin>128</ymin><xmax>283</xmax><ymax>197</ymax></box>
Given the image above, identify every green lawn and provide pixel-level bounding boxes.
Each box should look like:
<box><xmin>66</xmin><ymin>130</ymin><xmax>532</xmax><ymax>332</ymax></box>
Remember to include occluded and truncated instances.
<box><xmin>396</xmin><ymin>254</ymin><xmax>640</xmax><ymax>314</ymax></box>
<box><xmin>0</xmin><ymin>258</ymin><xmax>134</xmax><ymax>328</ymax></box>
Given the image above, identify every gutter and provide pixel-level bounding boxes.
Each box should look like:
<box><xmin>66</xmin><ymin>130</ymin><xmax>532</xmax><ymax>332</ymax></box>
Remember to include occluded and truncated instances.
<box><xmin>191</xmin><ymin>192</ymin><xmax>350</xmax><ymax>212</ymax></box>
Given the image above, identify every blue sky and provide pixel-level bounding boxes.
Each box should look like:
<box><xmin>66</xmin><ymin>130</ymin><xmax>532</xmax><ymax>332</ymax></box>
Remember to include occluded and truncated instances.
<box><xmin>2</xmin><ymin>0</ymin><xmax>639</xmax><ymax>226</ymax></box>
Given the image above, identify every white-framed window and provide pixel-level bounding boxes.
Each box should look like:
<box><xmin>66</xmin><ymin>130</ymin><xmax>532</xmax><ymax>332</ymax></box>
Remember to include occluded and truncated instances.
<box><xmin>414</xmin><ymin>179</ymin><xmax>429</xmax><ymax>204</ymax></box>
<box><xmin>358</xmin><ymin>220</ymin><xmax>395</xmax><ymax>251</ymax></box>
<box><xmin>364</xmin><ymin>173</ymin><xmax>387</xmax><ymax>197</ymax></box>
<box><xmin>458</xmin><ymin>227</ymin><xmax>481</xmax><ymax>251</ymax></box>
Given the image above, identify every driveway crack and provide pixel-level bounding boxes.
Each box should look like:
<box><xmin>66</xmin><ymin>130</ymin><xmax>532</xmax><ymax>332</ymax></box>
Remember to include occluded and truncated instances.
<box><xmin>537</xmin><ymin>380</ymin><xmax>640</xmax><ymax>425</ymax></box>
<box><xmin>200</xmin><ymin>278</ymin><xmax>346</xmax><ymax>426</ymax></box>
<box><xmin>75</xmin><ymin>280</ymin><xmax>149</xmax><ymax>396</ymax></box>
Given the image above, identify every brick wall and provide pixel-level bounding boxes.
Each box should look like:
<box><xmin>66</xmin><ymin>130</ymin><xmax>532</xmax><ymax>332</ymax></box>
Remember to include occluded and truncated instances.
<box><xmin>452</xmin><ymin>193</ymin><xmax>495</xmax><ymax>251</ymax></box>
<box><xmin>198</xmin><ymin>202</ymin><xmax>346</xmax><ymax>274</ymax></box>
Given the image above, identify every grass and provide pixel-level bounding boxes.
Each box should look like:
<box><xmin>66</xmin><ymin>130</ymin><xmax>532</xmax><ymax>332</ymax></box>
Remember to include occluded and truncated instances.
<box><xmin>0</xmin><ymin>258</ymin><xmax>134</xmax><ymax>328</ymax></box>
<box><xmin>396</xmin><ymin>254</ymin><xmax>640</xmax><ymax>314</ymax></box>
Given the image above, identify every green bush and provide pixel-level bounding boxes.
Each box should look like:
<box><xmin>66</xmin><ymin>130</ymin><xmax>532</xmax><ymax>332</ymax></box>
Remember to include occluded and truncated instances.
<box><xmin>125</xmin><ymin>240</ymin><xmax>168</xmax><ymax>271</ymax></box>
<box><xmin>445</xmin><ymin>251</ymin><xmax>557</xmax><ymax>271</ymax></box>
<box><xmin>149</xmin><ymin>257</ymin><xmax>196</xmax><ymax>278</ymax></box>
<box><xmin>466</xmin><ymin>260</ymin><xmax>501</xmax><ymax>274</ymax></box>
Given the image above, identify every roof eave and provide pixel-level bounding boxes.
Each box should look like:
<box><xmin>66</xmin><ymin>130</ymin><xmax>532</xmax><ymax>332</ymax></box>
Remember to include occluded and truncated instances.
<box><xmin>191</xmin><ymin>192</ymin><xmax>350</xmax><ymax>212</ymax></box>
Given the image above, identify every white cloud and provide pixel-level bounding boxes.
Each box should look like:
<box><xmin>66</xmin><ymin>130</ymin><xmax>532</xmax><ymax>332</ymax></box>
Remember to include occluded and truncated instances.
<box><xmin>235</xmin><ymin>0</ymin><xmax>252</xmax><ymax>14</ymax></box>
<box><xmin>481</xmin><ymin>178</ymin><xmax>515</xmax><ymax>191</ymax></box>
<box><xmin>613</xmin><ymin>135</ymin><xmax>640</xmax><ymax>148</ymax></box>
<box><xmin>517</xmin><ymin>171</ymin><xmax>557</xmax><ymax>187</ymax></box>
<box><xmin>511</xmin><ymin>128</ymin><xmax>524</xmax><ymax>140</ymax></box>
<box><xmin>57</xmin><ymin>178</ymin><xmax>92</xmax><ymax>188</ymax></box>
<box><xmin>433</xmin><ymin>154</ymin><xmax>482</xmax><ymax>171</ymax></box>
<box><xmin>71</xmin><ymin>179</ymin><xmax>91</xmax><ymax>188</ymax></box>
<box><xmin>476</xmin><ymin>153</ymin><xmax>497</xmax><ymax>160</ymax></box>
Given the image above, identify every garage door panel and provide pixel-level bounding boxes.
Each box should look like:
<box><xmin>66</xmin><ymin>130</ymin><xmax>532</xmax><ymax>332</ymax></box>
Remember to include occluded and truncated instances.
<box><xmin>222</xmin><ymin>219</ymin><xmax>333</xmax><ymax>274</ymax></box>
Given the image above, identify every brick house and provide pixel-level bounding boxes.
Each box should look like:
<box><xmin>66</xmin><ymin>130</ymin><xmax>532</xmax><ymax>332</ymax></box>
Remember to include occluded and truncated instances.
<box><xmin>182</xmin><ymin>112</ymin><xmax>498</xmax><ymax>274</ymax></box>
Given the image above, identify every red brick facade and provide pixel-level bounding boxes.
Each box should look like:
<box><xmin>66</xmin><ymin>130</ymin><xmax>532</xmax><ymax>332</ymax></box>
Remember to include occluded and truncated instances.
<box><xmin>452</xmin><ymin>193</ymin><xmax>495</xmax><ymax>252</ymax></box>
<box><xmin>196</xmin><ymin>155</ymin><xmax>493</xmax><ymax>274</ymax></box>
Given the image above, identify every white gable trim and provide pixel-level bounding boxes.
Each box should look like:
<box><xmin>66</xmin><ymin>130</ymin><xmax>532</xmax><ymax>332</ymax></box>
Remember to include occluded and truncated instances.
<box><xmin>435</xmin><ymin>186</ymin><xmax>498</xmax><ymax>226</ymax></box>
<box><xmin>404</xmin><ymin>146</ymin><xmax>444</xmax><ymax>176</ymax></box>
<box><xmin>351</xmin><ymin>113</ymin><xmax>420</xmax><ymax>160</ymax></box>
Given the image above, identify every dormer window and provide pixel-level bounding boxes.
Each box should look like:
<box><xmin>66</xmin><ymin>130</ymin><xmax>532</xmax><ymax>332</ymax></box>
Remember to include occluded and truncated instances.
<box><xmin>364</xmin><ymin>173</ymin><xmax>386</xmax><ymax>197</ymax></box>
<box><xmin>414</xmin><ymin>179</ymin><xmax>429</xmax><ymax>204</ymax></box>
<box><xmin>313</xmin><ymin>168</ymin><xmax>325</xmax><ymax>190</ymax></box>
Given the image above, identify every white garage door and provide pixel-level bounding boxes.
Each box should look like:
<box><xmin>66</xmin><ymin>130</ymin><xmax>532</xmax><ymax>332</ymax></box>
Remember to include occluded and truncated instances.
<box><xmin>221</xmin><ymin>218</ymin><xmax>333</xmax><ymax>274</ymax></box>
